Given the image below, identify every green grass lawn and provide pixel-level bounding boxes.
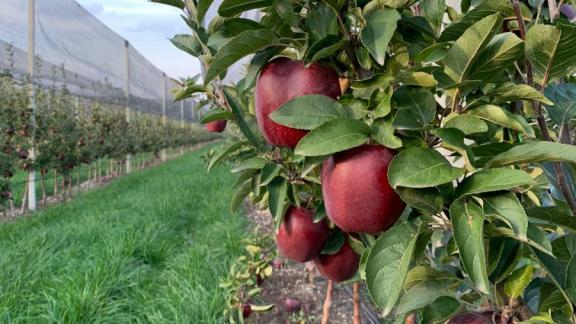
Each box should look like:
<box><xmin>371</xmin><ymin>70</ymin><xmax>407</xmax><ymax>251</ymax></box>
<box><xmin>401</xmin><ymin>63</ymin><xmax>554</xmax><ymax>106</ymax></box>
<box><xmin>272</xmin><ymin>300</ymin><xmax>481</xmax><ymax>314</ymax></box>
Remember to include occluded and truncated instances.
<box><xmin>0</xmin><ymin>144</ymin><xmax>247</xmax><ymax>323</ymax></box>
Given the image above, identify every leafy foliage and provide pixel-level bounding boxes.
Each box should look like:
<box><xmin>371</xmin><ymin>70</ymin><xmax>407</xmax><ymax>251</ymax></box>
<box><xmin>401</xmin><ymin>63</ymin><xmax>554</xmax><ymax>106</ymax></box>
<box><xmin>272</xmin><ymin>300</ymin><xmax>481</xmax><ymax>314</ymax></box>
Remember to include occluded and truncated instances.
<box><xmin>160</xmin><ymin>0</ymin><xmax>576</xmax><ymax>322</ymax></box>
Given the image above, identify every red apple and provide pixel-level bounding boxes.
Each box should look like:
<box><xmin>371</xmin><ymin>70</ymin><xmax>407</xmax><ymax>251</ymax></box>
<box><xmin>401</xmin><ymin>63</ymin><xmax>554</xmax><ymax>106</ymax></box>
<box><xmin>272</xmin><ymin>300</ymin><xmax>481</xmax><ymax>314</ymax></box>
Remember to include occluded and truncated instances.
<box><xmin>284</xmin><ymin>298</ymin><xmax>302</xmax><ymax>313</ymax></box>
<box><xmin>205</xmin><ymin>120</ymin><xmax>227</xmax><ymax>133</ymax></box>
<box><xmin>447</xmin><ymin>312</ymin><xmax>495</xmax><ymax>324</ymax></box>
<box><xmin>321</xmin><ymin>144</ymin><xmax>405</xmax><ymax>234</ymax></box>
<box><xmin>255</xmin><ymin>57</ymin><xmax>341</xmax><ymax>148</ymax></box>
<box><xmin>276</xmin><ymin>206</ymin><xmax>330</xmax><ymax>262</ymax></box>
<box><xmin>242</xmin><ymin>304</ymin><xmax>252</xmax><ymax>318</ymax></box>
<box><xmin>314</xmin><ymin>239</ymin><xmax>360</xmax><ymax>282</ymax></box>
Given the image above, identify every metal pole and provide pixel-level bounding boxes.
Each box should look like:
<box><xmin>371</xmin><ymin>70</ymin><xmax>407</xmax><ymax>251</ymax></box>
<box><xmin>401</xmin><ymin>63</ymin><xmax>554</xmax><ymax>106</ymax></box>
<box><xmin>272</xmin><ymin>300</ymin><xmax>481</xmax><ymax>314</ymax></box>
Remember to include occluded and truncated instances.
<box><xmin>27</xmin><ymin>0</ymin><xmax>37</xmax><ymax>211</ymax></box>
<box><xmin>124</xmin><ymin>40</ymin><xmax>131</xmax><ymax>174</ymax></box>
<box><xmin>161</xmin><ymin>73</ymin><xmax>167</xmax><ymax>161</ymax></box>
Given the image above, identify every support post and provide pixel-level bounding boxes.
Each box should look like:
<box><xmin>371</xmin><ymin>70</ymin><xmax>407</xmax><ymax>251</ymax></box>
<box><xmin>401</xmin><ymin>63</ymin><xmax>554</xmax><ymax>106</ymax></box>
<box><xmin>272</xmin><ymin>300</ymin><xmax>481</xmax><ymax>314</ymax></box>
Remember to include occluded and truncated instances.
<box><xmin>124</xmin><ymin>40</ymin><xmax>132</xmax><ymax>174</ymax></box>
<box><xmin>27</xmin><ymin>0</ymin><xmax>37</xmax><ymax>211</ymax></box>
<box><xmin>161</xmin><ymin>73</ymin><xmax>167</xmax><ymax>161</ymax></box>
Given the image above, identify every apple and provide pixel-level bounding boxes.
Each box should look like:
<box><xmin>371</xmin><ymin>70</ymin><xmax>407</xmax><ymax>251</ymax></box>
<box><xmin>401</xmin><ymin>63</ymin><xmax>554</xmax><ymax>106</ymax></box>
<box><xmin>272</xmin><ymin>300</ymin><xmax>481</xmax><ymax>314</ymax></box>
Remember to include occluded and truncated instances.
<box><xmin>284</xmin><ymin>298</ymin><xmax>302</xmax><ymax>313</ymax></box>
<box><xmin>255</xmin><ymin>57</ymin><xmax>341</xmax><ymax>148</ymax></box>
<box><xmin>205</xmin><ymin>120</ymin><xmax>227</xmax><ymax>133</ymax></box>
<box><xmin>321</xmin><ymin>144</ymin><xmax>405</xmax><ymax>234</ymax></box>
<box><xmin>314</xmin><ymin>239</ymin><xmax>360</xmax><ymax>282</ymax></box>
<box><xmin>276</xmin><ymin>206</ymin><xmax>330</xmax><ymax>262</ymax></box>
<box><xmin>447</xmin><ymin>312</ymin><xmax>495</xmax><ymax>324</ymax></box>
<box><xmin>242</xmin><ymin>304</ymin><xmax>252</xmax><ymax>318</ymax></box>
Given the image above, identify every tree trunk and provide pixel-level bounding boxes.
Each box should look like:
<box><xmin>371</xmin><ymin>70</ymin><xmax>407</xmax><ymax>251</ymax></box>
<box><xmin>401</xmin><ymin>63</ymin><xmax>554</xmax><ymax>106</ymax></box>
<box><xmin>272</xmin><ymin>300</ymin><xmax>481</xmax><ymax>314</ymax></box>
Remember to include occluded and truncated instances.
<box><xmin>321</xmin><ymin>280</ymin><xmax>333</xmax><ymax>324</ymax></box>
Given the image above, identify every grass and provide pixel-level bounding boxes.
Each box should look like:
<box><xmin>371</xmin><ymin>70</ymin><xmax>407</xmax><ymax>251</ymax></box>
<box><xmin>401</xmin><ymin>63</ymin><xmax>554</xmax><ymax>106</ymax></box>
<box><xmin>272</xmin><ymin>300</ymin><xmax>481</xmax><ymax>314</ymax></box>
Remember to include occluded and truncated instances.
<box><xmin>0</xmin><ymin>144</ymin><xmax>247</xmax><ymax>323</ymax></box>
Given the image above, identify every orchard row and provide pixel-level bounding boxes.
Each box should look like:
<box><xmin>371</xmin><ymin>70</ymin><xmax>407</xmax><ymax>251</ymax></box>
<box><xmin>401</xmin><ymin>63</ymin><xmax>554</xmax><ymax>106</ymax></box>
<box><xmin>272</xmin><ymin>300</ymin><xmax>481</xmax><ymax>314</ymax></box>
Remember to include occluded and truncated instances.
<box><xmin>0</xmin><ymin>75</ymin><xmax>218</xmax><ymax>210</ymax></box>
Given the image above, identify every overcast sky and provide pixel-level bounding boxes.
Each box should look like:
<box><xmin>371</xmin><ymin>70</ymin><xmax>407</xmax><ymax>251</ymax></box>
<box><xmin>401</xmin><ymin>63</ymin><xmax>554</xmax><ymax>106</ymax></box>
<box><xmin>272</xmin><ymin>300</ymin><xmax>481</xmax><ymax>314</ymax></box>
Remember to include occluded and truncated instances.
<box><xmin>76</xmin><ymin>0</ymin><xmax>202</xmax><ymax>80</ymax></box>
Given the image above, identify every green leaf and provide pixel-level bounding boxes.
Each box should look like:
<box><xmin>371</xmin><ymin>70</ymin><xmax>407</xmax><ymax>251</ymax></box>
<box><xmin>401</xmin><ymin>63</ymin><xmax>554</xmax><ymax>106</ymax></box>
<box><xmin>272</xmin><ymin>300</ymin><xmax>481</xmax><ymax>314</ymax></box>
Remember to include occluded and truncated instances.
<box><xmin>250</xmin><ymin>304</ymin><xmax>275</xmax><ymax>312</ymax></box>
<box><xmin>231</xmin><ymin>157</ymin><xmax>267</xmax><ymax>173</ymax></box>
<box><xmin>388</xmin><ymin>147</ymin><xmax>465</xmax><ymax>189</ymax></box>
<box><xmin>223</xmin><ymin>87</ymin><xmax>261</xmax><ymax>148</ymax></box>
<box><xmin>504</xmin><ymin>265</ymin><xmax>534</xmax><ymax>300</ymax></box>
<box><xmin>197</xmin><ymin>0</ymin><xmax>214</xmax><ymax>23</ymax></box>
<box><xmin>218</xmin><ymin>0</ymin><xmax>273</xmax><ymax>17</ymax></box>
<box><xmin>321</xmin><ymin>231</ymin><xmax>346</xmax><ymax>255</ymax></box>
<box><xmin>527</xmin><ymin>205</ymin><xmax>576</xmax><ymax>232</ymax></box>
<box><xmin>397</xmin><ymin>282</ymin><xmax>455</xmax><ymax>315</ymax></box>
<box><xmin>269</xmin><ymin>95</ymin><xmax>347</xmax><ymax>130</ymax></box>
<box><xmin>371</xmin><ymin>117</ymin><xmax>402</xmax><ymax>149</ymax></box>
<box><xmin>421</xmin><ymin>0</ymin><xmax>446</xmax><ymax>35</ymax></box>
<box><xmin>392</xmin><ymin>86</ymin><xmax>437</xmax><ymax>130</ymax></box>
<box><xmin>456</xmin><ymin>168</ymin><xmax>533</xmax><ymax>197</ymax></box>
<box><xmin>365</xmin><ymin>223</ymin><xmax>419</xmax><ymax>315</ymax></box>
<box><xmin>204</xmin><ymin>29</ymin><xmax>280</xmax><ymax>85</ymax></box>
<box><xmin>544</xmin><ymin>83</ymin><xmax>576</xmax><ymax>125</ymax></box>
<box><xmin>170</xmin><ymin>34</ymin><xmax>202</xmax><ymax>57</ymax></box>
<box><xmin>244</xmin><ymin>47</ymin><xmax>282</xmax><ymax>89</ymax></box>
<box><xmin>268</xmin><ymin>177</ymin><xmax>289</xmax><ymax>230</ymax></box>
<box><xmin>450</xmin><ymin>198</ymin><xmax>490</xmax><ymax>294</ymax></box>
<box><xmin>484</xmin><ymin>193</ymin><xmax>529</xmax><ymax>241</ymax></box>
<box><xmin>525</xmin><ymin>22</ymin><xmax>576</xmax><ymax>86</ymax></box>
<box><xmin>422</xmin><ymin>297</ymin><xmax>462</xmax><ymax>323</ymax></box>
<box><xmin>397</xmin><ymin>72</ymin><xmax>438</xmax><ymax>88</ymax></box>
<box><xmin>488</xmin><ymin>83</ymin><xmax>554</xmax><ymax>105</ymax></box>
<box><xmin>439</xmin><ymin>0</ymin><xmax>514</xmax><ymax>42</ymax></box>
<box><xmin>207</xmin><ymin>18</ymin><xmax>266</xmax><ymax>51</ymax></box>
<box><xmin>201</xmin><ymin>109</ymin><xmax>234</xmax><ymax>124</ymax></box>
<box><xmin>305</xmin><ymin>4</ymin><xmax>338</xmax><ymax>43</ymax></box>
<box><xmin>150</xmin><ymin>0</ymin><xmax>184</xmax><ymax>9</ymax></box>
<box><xmin>432</xmin><ymin>128</ymin><xmax>473</xmax><ymax>169</ymax></box>
<box><xmin>274</xmin><ymin>0</ymin><xmax>298</xmax><ymax>27</ymax></box>
<box><xmin>304</xmin><ymin>36</ymin><xmax>347</xmax><ymax>65</ymax></box>
<box><xmin>531</xmin><ymin>246</ymin><xmax>572</xmax><ymax>306</ymax></box>
<box><xmin>487</xmin><ymin>142</ymin><xmax>576</xmax><ymax>167</ymax></box>
<box><xmin>259</xmin><ymin>163</ymin><xmax>282</xmax><ymax>186</ymax></box>
<box><xmin>397</xmin><ymin>187</ymin><xmax>444</xmax><ymax>215</ymax></box>
<box><xmin>444</xmin><ymin>114</ymin><xmax>488</xmax><ymax>135</ymax></box>
<box><xmin>321</xmin><ymin>0</ymin><xmax>345</xmax><ymax>12</ymax></box>
<box><xmin>173</xmin><ymin>83</ymin><xmax>205</xmax><ymax>101</ymax></box>
<box><xmin>567</xmin><ymin>255</ymin><xmax>576</xmax><ymax>305</ymax></box>
<box><xmin>360</xmin><ymin>8</ymin><xmax>401</xmax><ymax>65</ymax></box>
<box><xmin>467</xmin><ymin>105</ymin><xmax>534</xmax><ymax>136</ymax></box>
<box><xmin>404</xmin><ymin>266</ymin><xmax>460</xmax><ymax>291</ymax></box>
<box><xmin>231</xmin><ymin>179</ymin><xmax>252</xmax><ymax>212</ymax></box>
<box><xmin>468</xmin><ymin>32</ymin><xmax>524</xmax><ymax>81</ymax></box>
<box><xmin>208</xmin><ymin>141</ymin><xmax>248</xmax><ymax>172</ymax></box>
<box><xmin>294</xmin><ymin>118</ymin><xmax>371</xmax><ymax>156</ymax></box>
<box><xmin>443</xmin><ymin>14</ymin><xmax>501</xmax><ymax>83</ymax></box>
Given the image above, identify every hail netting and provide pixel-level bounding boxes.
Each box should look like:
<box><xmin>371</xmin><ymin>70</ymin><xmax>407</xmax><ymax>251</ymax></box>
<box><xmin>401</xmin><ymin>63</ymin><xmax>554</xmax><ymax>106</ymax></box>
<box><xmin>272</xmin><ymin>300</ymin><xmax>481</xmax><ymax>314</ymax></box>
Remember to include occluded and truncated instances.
<box><xmin>0</xmin><ymin>0</ymin><xmax>195</xmax><ymax>122</ymax></box>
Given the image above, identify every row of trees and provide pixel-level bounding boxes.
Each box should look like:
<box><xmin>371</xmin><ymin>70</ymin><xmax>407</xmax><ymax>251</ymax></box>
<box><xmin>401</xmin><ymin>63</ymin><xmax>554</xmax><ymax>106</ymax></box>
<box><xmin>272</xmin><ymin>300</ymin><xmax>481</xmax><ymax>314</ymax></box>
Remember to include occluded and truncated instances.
<box><xmin>0</xmin><ymin>74</ymin><xmax>218</xmax><ymax>213</ymax></box>
<box><xmin>157</xmin><ymin>0</ymin><xmax>576</xmax><ymax>323</ymax></box>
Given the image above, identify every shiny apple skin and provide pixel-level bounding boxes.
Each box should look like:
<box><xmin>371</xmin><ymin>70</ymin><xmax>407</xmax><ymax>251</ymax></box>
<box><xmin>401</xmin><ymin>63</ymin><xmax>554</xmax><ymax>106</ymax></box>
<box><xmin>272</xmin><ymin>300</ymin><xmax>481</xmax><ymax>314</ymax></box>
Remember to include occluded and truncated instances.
<box><xmin>255</xmin><ymin>57</ymin><xmax>341</xmax><ymax>148</ymax></box>
<box><xmin>321</xmin><ymin>144</ymin><xmax>406</xmax><ymax>235</ymax></box>
<box><xmin>205</xmin><ymin>120</ymin><xmax>227</xmax><ymax>133</ymax></box>
<box><xmin>276</xmin><ymin>207</ymin><xmax>330</xmax><ymax>262</ymax></box>
<box><xmin>314</xmin><ymin>240</ymin><xmax>360</xmax><ymax>282</ymax></box>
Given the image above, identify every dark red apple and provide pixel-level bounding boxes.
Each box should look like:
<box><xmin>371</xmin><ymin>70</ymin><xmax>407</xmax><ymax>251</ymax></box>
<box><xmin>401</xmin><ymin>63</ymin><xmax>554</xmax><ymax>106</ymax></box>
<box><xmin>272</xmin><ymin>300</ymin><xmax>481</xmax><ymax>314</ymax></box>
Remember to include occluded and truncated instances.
<box><xmin>321</xmin><ymin>144</ymin><xmax>405</xmax><ymax>234</ymax></box>
<box><xmin>255</xmin><ymin>57</ymin><xmax>341</xmax><ymax>148</ymax></box>
<box><xmin>205</xmin><ymin>120</ymin><xmax>227</xmax><ymax>133</ymax></box>
<box><xmin>284</xmin><ymin>298</ymin><xmax>302</xmax><ymax>313</ymax></box>
<box><xmin>447</xmin><ymin>312</ymin><xmax>495</xmax><ymax>324</ymax></box>
<box><xmin>276</xmin><ymin>206</ymin><xmax>330</xmax><ymax>262</ymax></box>
<box><xmin>314</xmin><ymin>239</ymin><xmax>360</xmax><ymax>282</ymax></box>
<box><xmin>242</xmin><ymin>304</ymin><xmax>252</xmax><ymax>318</ymax></box>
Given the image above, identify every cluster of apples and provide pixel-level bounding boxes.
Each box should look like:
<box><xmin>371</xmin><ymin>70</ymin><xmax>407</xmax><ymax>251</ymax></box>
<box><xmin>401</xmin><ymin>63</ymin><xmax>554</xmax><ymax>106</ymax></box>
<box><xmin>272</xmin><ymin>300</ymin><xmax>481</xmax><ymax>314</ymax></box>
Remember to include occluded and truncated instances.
<box><xmin>255</xmin><ymin>58</ymin><xmax>406</xmax><ymax>282</ymax></box>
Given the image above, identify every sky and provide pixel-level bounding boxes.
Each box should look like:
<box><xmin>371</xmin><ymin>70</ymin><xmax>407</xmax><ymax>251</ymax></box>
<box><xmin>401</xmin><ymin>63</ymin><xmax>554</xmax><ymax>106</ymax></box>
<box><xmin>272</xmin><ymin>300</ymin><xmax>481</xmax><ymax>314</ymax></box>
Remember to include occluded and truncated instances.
<box><xmin>76</xmin><ymin>0</ymin><xmax>202</xmax><ymax>80</ymax></box>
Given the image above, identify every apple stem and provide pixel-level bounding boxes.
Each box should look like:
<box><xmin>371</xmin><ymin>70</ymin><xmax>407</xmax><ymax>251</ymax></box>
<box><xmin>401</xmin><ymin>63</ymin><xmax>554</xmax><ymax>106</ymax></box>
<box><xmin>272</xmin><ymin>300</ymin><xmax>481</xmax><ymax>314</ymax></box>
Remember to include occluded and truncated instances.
<box><xmin>321</xmin><ymin>280</ymin><xmax>333</xmax><ymax>324</ymax></box>
<box><xmin>353</xmin><ymin>282</ymin><xmax>361</xmax><ymax>324</ymax></box>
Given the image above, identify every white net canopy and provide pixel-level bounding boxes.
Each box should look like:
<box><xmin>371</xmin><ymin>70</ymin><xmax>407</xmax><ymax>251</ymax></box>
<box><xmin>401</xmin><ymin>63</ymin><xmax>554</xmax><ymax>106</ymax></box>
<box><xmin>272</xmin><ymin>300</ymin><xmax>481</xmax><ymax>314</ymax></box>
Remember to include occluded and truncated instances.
<box><xmin>0</xmin><ymin>0</ymin><xmax>194</xmax><ymax>122</ymax></box>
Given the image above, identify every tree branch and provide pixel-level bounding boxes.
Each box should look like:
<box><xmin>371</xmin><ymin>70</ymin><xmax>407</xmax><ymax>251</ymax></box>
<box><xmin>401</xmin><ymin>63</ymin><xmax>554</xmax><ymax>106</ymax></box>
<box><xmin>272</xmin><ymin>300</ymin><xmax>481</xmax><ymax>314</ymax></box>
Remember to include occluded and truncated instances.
<box><xmin>353</xmin><ymin>282</ymin><xmax>361</xmax><ymax>324</ymax></box>
<box><xmin>321</xmin><ymin>280</ymin><xmax>333</xmax><ymax>324</ymax></box>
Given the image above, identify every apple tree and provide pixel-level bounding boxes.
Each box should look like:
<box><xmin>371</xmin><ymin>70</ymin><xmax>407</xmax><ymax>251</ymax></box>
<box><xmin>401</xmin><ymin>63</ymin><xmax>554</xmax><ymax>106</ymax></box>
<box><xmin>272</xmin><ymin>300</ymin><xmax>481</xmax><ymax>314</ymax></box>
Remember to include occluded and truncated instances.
<box><xmin>156</xmin><ymin>0</ymin><xmax>576</xmax><ymax>322</ymax></box>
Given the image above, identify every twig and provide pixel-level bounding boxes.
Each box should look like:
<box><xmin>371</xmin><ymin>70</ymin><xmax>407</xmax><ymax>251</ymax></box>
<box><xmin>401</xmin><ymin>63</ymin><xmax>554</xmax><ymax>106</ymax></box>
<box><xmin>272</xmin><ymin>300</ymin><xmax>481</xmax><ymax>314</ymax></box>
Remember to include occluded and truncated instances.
<box><xmin>342</xmin><ymin>286</ymin><xmax>381</xmax><ymax>324</ymax></box>
<box><xmin>321</xmin><ymin>280</ymin><xmax>333</xmax><ymax>324</ymax></box>
<box><xmin>512</xmin><ymin>0</ymin><xmax>576</xmax><ymax>215</ymax></box>
<box><xmin>353</xmin><ymin>282</ymin><xmax>361</xmax><ymax>324</ymax></box>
